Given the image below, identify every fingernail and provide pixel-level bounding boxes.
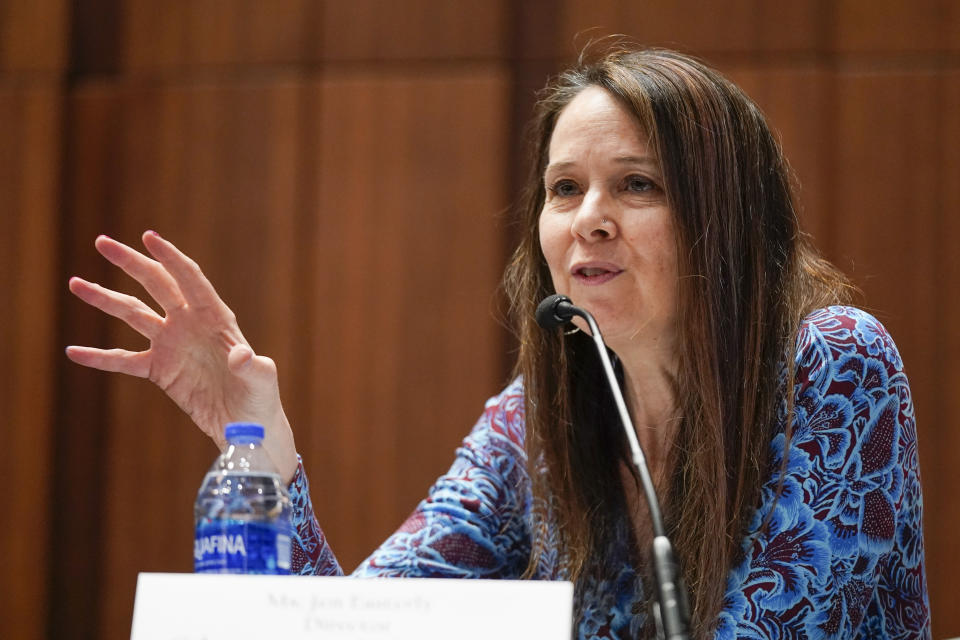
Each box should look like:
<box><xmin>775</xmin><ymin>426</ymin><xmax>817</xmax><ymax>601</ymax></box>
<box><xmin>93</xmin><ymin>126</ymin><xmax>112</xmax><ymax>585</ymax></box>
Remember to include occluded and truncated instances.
<box><xmin>97</xmin><ymin>234</ymin><xmax>111</xmax><ymax>240</ymax></box>
<box><xmin>146</xmin><ymin>230</ymin><xmax>159</xmax><ymax>237</ymax></box>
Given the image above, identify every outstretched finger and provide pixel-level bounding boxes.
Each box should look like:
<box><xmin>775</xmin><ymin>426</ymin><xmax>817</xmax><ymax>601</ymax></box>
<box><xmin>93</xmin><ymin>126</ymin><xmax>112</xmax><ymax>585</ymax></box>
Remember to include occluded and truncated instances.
<box><xmin>141</xmin><ymin>230</ymin><xmax>225</xmax><ymax>309</ymax></box>
<box><xmin>69</xmin><ymin>277</ymin><xmax>165</xmax><ymax>339</ymax></box>
<box><xmin>65</xmin><ymin>346</ymin><xmax>152</xmax><ymax>378</ymax></box>
<box><xmin>94</xmin><ymin>235</ymin><xmax>184</xmax><ymax>312</ymax></box>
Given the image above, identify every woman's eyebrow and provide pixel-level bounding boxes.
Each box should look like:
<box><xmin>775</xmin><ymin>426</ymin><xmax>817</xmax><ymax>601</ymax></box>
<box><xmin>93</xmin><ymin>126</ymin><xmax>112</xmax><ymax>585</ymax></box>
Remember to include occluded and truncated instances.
<box><xmin>544</xmin><ymin>155</ymin><xmax>661</xmax><ymax>177</ymax></box>
<box><xmin>543</xmin><ymin>161</ymin><xmax>575</xmax><ymax>176</ymax></box>
<box><xmin>612</xmin><ymin>155</ymin><xmax>660</xmax><ymax>168</ymax></box>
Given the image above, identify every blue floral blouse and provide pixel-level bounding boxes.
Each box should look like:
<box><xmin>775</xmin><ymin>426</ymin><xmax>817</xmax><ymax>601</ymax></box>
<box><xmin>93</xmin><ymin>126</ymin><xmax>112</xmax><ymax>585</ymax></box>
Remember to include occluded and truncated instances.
<box><xmin>287</xmin><ymin>307</ymin><xmax>931</xmax><ymax>638</ymax></box>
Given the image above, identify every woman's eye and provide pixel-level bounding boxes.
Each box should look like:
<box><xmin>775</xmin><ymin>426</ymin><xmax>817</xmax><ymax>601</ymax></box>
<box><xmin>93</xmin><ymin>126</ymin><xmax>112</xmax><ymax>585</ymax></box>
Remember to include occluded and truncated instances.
<box><xmin>626</xmin><ymin>175</ymin><xmax>656</xmax><ymax>192</ymax></box>
<box><xmin>549</xmin><ymin>179</ymin><xmax>580</xmax><ymax>197</ymax></box>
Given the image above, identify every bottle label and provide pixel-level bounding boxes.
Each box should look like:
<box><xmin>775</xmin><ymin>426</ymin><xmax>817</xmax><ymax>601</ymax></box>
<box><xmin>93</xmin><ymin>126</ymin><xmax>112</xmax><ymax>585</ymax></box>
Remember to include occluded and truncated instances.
<box><xmin>194</xmin><ymin>520</ymin><xmax>291</xmax><ymax>574</ymax></box>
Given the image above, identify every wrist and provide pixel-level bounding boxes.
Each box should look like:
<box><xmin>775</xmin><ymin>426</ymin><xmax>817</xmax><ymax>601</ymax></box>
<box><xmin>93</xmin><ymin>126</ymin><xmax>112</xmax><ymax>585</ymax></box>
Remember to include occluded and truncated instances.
<box><xmin>263</xmin><ymin>413</ymin><xmax>298</xmax><ymax>484</ymax></box>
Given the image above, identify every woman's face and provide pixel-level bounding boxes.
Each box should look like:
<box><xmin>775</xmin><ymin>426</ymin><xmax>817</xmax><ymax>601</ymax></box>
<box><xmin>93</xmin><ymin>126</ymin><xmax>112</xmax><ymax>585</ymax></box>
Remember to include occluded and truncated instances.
<box><xmin>539</xmin><ymin>87</ymin><xmax>679</xmax><ymax>356</ymax></box>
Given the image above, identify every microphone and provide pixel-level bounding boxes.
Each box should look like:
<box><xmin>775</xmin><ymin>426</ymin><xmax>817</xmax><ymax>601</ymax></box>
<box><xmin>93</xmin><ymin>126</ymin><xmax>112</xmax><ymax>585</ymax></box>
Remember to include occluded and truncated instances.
<box><xmin>535</xmin><ymin>294</ymin><xmax>691</xmax><ymax>640</ymax></box>
<box><xmin>534</xmin><ymin>293</ymin><xmax>578</xmax><ymax>329</ymax></box>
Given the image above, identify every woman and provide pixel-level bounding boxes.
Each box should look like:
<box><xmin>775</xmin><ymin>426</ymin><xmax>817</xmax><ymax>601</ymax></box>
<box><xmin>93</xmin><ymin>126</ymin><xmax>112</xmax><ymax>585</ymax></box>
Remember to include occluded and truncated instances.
<box><xmin>67</xmin><ymin>48</ymin><xmax>930</xmax><ymax>639</ymax></box>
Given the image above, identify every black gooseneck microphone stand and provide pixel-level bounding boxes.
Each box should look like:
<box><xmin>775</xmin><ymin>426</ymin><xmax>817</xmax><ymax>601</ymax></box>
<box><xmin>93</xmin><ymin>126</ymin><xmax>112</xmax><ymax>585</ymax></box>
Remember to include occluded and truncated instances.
<box><xmin>535</xmin><ymin>294</ymin><xmax>691</xmax><ymax>640</ymax></box>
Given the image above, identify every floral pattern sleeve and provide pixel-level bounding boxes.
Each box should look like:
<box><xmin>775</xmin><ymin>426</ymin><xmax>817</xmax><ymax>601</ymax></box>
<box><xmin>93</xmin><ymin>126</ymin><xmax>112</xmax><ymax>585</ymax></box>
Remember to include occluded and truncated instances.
<box><xmin>289</xmin><ymin>455</ymin><xmax>343</xmax><ymax>575</ymax></box>
<box><xmin>287</xmin><ymin>378</ymin><xmax>531</xmax><ymax>579</ymax></box>
<box><xmin>351</xmin><ymin>378</ymin><xmax>531</xmax><ymax>578</ymax></box>
<box><xmin>716</xmin><ymin>307</ymin><xmax>931</xmax><ymax>639</ymax></box>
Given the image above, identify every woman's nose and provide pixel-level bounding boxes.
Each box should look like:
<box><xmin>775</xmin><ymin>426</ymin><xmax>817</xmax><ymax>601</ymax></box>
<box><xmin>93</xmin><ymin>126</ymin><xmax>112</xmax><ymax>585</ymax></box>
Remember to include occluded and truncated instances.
<box><xmin>571</xmin><ymin>190</ymin><xmax>616</xmax><ymax>241</ymax></box>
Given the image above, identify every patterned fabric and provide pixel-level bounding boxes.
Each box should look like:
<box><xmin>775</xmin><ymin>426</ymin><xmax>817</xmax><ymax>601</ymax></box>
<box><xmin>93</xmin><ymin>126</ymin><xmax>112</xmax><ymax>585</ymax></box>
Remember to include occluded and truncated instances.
<box><xmin>287</xmin><ymin>307</ymin><xmax>930</xmax><ymax>639</ymax></box>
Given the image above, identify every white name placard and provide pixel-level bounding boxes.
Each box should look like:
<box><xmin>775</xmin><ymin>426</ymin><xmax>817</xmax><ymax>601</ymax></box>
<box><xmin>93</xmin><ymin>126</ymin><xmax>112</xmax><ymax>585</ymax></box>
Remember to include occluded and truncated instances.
<box><xmin>130</xmin><ymin>573</ymin><xmax>573</xmax><ymax>640</ymax></box>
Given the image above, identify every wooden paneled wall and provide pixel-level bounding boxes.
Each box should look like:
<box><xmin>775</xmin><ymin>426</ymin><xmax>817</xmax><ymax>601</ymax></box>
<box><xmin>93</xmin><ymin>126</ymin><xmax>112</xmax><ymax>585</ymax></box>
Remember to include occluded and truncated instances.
<box><xmin>0</xmin><ymin>1</ymin><xmax>68</xmax><ymax>639</ymax></box>
<box><xmin>1</xmin><ymin>2</ymin><xmax>956</xmax><ymax>638</ymax></box>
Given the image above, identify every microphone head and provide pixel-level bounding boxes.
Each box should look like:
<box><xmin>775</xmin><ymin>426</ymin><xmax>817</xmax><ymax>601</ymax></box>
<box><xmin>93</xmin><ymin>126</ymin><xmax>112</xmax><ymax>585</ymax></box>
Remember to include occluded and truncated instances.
<box><xmin>535</xmin><ymin>294</ymin><xmax>575</xmax><ymax>329</ymax></box>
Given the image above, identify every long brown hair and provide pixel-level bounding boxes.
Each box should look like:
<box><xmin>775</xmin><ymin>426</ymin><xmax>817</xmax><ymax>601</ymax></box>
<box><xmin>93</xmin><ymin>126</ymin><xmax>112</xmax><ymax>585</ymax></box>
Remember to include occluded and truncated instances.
<box><xmin>503</xmin><ymin>47</ymin><xmax>853</xmax><ymax>637</ymax></box>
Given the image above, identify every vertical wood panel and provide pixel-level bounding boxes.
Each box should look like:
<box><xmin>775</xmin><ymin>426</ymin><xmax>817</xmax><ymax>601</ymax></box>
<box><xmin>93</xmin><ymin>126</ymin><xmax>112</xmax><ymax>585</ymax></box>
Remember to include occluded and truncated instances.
<box><xmin>121</xmin><ymin>0</ymin><xmax>318</xmax><ymax>69</ymax></box>
<box><xmin>0</xmin><ymin>84</ymin><xmax>60</xmax><ymax>640</ymax></box>
<box><xmin>54</xmin><ymin>84</ymin><xmax>123</xmax><ymax>640</ymax></box>
<box><xmin>724</xmin><ymin>68</ymin><xmax>835</xmax><ymax>252</ymax></box>
<box><xmin>948</xmin><ymin>2</ymin><xmax>960</xmax><ymax>53</ymax></box>
<box><xmin>304</xmin><ymin>69</ymin><xmax>509</xmax><ymax>570</ymax></box>
<box><xmin>833</xmin><ymin>0</ymin><xmax>956</xmax><ymax>53</ymax></box>
<box><xmin>0</xmin><ymin>0</ymin><xmax>69</xmax><ymax>71</ymax></box>
<box><xmin>322</xmin><ymin>0</ymin><xmax>508</xmax><ymax>60</ymax></box>
<box><xmin>833</xmin><ymin>72</ymin><xmax>939</xmax><ymax>416</ymax></box>
<box><xmin>560</xmin><ymin>0</ymin><xmax>821</xmax><ymax>57</ymax></box>
<box><xmin>1</xmin><ymin>2</ymin><xmax>69</xmax><ymax>637</ymax></box>
<box><xmin>933</xmin><ymin>70</ymin><xmax>960</xmax><ymax>632</ymax></box>
<box><xmin>0</xmin><ymin>2</ymin><xmax>70</xmax><ymax>633</ymax></box>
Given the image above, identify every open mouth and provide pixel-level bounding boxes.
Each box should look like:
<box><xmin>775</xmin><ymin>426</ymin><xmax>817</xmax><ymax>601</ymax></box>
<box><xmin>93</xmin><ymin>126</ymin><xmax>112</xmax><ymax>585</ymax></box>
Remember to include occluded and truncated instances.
<box><xmin>573</xmin><ymin>266</ymin><xmax>622</xmax><ymax>284</ymax></box>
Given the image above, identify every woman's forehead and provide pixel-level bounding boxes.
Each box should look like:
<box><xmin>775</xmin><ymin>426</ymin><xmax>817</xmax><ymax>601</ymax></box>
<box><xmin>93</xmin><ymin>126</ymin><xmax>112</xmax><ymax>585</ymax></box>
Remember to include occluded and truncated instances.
<box><xmin>546</xmin><ymin>88</ymin><xmax>655</xmax><ymax>168</ymax></box>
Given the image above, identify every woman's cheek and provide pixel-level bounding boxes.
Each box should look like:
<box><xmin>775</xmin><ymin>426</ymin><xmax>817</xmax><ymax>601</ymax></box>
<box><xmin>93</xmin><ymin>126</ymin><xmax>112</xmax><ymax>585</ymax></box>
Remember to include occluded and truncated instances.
<box><xmin>538</xmin><ymin>216</ymin><xmax>569</xmax><ymax>292</ymax></box>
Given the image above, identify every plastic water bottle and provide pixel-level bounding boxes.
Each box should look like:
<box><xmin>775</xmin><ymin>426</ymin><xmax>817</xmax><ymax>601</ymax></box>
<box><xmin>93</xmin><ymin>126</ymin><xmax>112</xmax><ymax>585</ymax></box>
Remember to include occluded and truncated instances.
<box><xmin>193</xmin><ymin>422</ymin><xmax>292</xmax><ymax>574</ymax></box>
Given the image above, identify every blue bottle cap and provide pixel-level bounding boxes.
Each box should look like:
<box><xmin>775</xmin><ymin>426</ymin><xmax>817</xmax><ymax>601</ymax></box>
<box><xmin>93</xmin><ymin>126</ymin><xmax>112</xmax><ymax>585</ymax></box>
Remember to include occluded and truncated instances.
<box><xmin>224</xmin><ymin>422</ymin><xmax>265</xmax><ymax>444</ymax></box>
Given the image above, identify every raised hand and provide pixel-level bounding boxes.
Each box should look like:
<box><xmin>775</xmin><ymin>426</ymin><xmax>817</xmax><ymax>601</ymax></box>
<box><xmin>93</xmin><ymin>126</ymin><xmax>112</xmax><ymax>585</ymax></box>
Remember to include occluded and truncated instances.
<box><xmin>66</xmin><ymin>231</ymin><xmax>298</xmax><ymax>482</ymax></box>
